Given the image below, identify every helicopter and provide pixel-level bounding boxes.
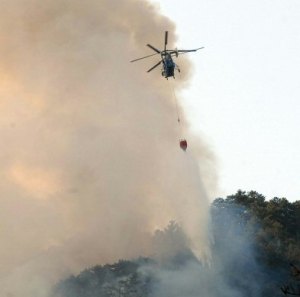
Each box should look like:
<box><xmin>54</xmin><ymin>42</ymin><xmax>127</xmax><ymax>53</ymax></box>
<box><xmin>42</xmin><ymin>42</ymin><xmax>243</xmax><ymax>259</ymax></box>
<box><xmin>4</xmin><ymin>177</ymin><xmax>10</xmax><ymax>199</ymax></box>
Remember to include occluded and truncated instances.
<box><xmin>130</xmin><ymin>31</ymin><xmax>204</xmax><ymax>79</ymax></box>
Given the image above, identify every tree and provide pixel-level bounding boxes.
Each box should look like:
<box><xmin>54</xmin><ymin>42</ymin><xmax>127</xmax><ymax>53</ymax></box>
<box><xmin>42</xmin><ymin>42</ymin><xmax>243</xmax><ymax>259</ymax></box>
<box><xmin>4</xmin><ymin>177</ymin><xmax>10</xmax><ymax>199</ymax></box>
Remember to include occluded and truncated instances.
<box><xmin>281</xmin><ymin>263</ymin><xmax>300</xmax><ymax>296</ymax></box>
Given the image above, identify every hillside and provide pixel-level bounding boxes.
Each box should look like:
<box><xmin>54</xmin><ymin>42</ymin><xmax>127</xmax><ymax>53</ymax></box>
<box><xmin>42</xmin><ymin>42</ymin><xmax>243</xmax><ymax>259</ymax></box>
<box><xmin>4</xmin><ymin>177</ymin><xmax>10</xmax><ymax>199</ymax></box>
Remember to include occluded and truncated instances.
<box><xmin>52</xmin><ymin>191</ymin><xmax>300</xmax><ymax>297</ymax></box>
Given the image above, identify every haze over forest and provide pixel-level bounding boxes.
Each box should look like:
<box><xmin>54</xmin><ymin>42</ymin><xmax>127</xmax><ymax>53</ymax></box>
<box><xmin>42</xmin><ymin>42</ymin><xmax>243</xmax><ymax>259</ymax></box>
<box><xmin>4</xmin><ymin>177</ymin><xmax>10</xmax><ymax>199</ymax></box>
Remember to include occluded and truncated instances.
<box><xmin>53</xmin><ymin>191</ymin><xmax>300</xmax><ymax>297</ymax></box>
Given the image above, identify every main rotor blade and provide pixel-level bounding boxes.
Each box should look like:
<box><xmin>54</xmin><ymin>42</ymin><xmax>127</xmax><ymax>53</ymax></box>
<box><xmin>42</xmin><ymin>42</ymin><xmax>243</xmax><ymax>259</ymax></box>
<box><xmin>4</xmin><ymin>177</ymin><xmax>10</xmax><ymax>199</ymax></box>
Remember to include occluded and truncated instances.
<box><xmin>176</xmin><ymin>47</ymin><xmax>204</xmax><ymax>53</ymax></box>
<box><xmin>147</xmin><ymin>44</ymin><xmax>161</xmax><ymax>53</ymax></box>
<box><xmin>147</xmin><ymin>60</ymin><xmax>162</xmax><ymax>73</ymax></box>
<box><xmin>130</xmin><ymin>53</ymin><xmax>160</xmax><ymax>63</ymax></box>
<box><xmin>164</xmin><ymin>31</ymin><xmax>168</xmax><ymax>52</ymax></box>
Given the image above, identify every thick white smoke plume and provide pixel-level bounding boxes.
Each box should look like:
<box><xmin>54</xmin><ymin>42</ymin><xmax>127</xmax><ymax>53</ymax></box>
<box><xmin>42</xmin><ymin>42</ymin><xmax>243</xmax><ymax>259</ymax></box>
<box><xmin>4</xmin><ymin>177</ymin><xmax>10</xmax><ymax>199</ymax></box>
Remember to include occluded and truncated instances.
<box><xmin>0</xmin><ymin>0</ymin><xmax>216</xmax><ymax>296</ymax></box>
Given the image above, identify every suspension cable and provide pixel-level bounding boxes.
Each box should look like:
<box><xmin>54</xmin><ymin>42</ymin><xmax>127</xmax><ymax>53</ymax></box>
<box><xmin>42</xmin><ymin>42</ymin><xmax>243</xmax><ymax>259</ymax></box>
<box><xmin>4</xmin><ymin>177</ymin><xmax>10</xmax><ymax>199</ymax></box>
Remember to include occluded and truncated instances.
<box><xmin>168</xmin><ymin>80</ymin><xmax>181</xmax><ymax>124</ymax></box>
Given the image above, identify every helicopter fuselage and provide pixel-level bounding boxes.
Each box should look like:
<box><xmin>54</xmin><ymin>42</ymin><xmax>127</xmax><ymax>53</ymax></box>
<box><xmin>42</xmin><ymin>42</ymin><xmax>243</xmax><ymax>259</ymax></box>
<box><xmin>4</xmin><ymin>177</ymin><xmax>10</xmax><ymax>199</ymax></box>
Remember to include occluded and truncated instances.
<box><xmin>161</xmin><ymin>53</ymin><xmax>175</xmax><ymax>78</ymax></box>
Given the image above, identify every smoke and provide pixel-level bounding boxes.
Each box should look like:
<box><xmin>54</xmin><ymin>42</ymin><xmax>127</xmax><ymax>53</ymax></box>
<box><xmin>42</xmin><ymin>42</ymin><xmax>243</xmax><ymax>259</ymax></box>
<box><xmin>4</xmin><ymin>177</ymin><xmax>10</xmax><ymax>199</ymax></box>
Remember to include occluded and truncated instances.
<box><xmin>0</xmin><ymin>0</ymin><xmax>216</xmax><ymax>296</ymax></box>
<box><xmin>53</xmin><ymin>207</ymin><xmax>269</xmax><ymax>297</ymax></box>
<box><xmin>143</xmin><ymin>205</ymin><xmax>266</xmax><ymax>297</ymax></box>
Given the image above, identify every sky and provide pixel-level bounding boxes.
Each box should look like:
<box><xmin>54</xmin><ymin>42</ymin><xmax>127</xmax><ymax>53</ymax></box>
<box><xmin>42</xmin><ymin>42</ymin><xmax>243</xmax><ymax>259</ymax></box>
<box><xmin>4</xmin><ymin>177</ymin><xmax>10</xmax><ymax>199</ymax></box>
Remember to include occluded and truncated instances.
<box><xmin>151</xmin><ymin>0</ymin><xmax>300</xmax><ymax>202</ymax></box>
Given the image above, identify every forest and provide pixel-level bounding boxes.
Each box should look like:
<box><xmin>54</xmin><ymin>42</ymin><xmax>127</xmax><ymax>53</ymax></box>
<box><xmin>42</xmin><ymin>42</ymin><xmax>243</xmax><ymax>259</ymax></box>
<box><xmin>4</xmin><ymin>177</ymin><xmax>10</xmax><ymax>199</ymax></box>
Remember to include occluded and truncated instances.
<box><xmin>52</xmin><ymin>191</ymin><xmax>300</xmax><ymax>297</ymax></box>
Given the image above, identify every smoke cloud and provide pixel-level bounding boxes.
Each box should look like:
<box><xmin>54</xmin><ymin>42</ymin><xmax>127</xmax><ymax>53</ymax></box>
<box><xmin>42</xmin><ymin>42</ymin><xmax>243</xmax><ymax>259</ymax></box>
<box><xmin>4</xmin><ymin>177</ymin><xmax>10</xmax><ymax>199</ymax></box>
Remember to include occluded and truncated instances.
<box><xmin>0</xmin><ymin>0</ymin><xmax>216</xmax><ymax>296</ymax></box>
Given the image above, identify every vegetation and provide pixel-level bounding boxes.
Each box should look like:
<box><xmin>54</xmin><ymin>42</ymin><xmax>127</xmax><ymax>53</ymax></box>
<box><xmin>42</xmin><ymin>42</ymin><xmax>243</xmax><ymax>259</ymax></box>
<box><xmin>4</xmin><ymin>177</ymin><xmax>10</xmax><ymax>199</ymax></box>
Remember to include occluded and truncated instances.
<box><xmin>53</xmin><ymin>191</ymin><xmax>300</xmax><ymax>297</ymax></box>
<box><xmin>213</xmin><ymin>190</ymin><xmax>300</xmax><ymax>266</ymax></box>
<box><xmin>281</xmin><ymin>263</ymin><xmax>300</xmax><ymax>296</ymax></box>
<box><xmin>53</xmin><ymin>258</ymin><xmax>155</xmax><ymax>297</ymax></box>
<box><xmin>212</xmin><ymin>190</ymin><xmax>300</xmax><ymax>296</ymax></box>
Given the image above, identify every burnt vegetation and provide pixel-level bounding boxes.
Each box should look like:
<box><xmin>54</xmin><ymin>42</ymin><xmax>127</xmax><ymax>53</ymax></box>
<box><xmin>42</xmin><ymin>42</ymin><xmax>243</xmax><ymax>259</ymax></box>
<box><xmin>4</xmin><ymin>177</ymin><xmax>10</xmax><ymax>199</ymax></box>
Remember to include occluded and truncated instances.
<box><xmin>53</xmin><ymin>190</ymin><xmax>300</xmax><ymax>297</ymax></box>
